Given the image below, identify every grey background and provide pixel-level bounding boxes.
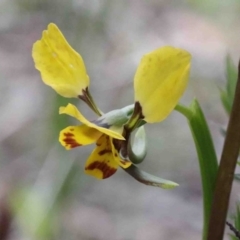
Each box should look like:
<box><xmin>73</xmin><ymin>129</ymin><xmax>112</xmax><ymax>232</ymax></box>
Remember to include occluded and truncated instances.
<box><xmin>0</xmin><ymin>0</ymin><xmax>240</xmax><ymax>239</ymax></box>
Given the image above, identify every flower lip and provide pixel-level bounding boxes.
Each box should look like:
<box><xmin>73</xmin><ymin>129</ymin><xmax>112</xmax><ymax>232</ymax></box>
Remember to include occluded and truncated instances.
<box><xmin>85</xmin><ymin>161</ymin><xmax>117</xmax><ymax>179</ymax></box>
<box><xmin>84</xmin><ymin>135</ymin><xmax>119</xmax><ymax>179</ymax></box>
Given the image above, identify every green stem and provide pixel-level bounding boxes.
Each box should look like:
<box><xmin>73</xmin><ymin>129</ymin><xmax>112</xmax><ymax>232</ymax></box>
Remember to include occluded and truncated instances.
<box><xmin>175</xmin><ymin>100</ymin><xmax>218</xmax><ymax>240</ymax></box>
<box><xmin>207</xmin><ymin>60</ymin><xmax>240</xmax><ymax>240</ymax></box>
<box><xmin>175</xmin><ymin>104</ymin><xmax>192</xmax><ymax>119</ymax></box>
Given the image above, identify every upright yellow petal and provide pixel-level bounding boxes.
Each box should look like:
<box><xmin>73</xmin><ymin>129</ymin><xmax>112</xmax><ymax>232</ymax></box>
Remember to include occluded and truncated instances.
<box><xmin>32</xmin><ymin>23</ymin><xmax>89</xmax><ymax>98</ymax></box>
<box><xmin>85</xmin><ymin>135</ymin><xmax>118</xmax><ymax>179</ymax></box>
<box><xmin>59</xmin><ymin>104</ymin><xmax>125</xmax><ymax>140</ymax></box>
<box><xmin>59</xmin><ymin>125</ymin><xmax>102</xmax><ymax>150</ymax></box>
<box><xmin>134</xmin><ymin>46</ymin><xmax>191</xmax><ymax>123</ymax></box>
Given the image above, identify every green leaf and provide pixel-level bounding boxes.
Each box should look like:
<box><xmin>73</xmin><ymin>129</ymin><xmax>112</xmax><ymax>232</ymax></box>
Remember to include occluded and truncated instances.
<box><xmin>226</xmin><ymin>55</ymin><xmax>238</xmax><ymax>103</ymax></box>
<box><xmin>234</xmin><ymin>204</ymin><xmax>240</xmax><ymax>235</ymax></box>
<box><xmin>128</xmin><ymin>126</ymin><xmax>147</xmax><ymax>164</ymax></box>
<box><xmin>175</xmin><ymin>100</ymin><xmax>218</xmax><ymax>240</ymax></box>
<box><xmin>123</xmin><ymin>164</ymin><xmax>178</xmax><ymax>189</ymax></box>
<box><xmin>220</xmin><ymin>88</ymin><xmax>232</xmax><ymax>114</ymax></box>
<box><xmin>228</xmin><ymin>203</ymin><xmax>240</xmax><ymax>240</ymax></box>
<box><xmin>220</xmin><ymin>55</ymin><xmax>238</xmax><ymax>114</ymax></box>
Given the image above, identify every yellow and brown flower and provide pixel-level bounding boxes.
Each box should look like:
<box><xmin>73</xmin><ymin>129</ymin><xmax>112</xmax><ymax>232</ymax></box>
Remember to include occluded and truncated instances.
<box><xmin>32</xmin><ymin>23</ymin><xmax>192</xmax><ymax>187</ymax></box>
<box><xmin>59</xmin><ymin>103</ymin><xmax>131</xmax><ymax>179</ymax></box>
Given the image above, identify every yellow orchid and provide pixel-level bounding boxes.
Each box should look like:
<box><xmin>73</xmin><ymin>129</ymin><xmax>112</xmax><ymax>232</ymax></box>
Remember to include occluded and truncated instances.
<box><xmin>32</xmin><ymin>23</ymin><xmax>191</xmax><ymax>186</ymax></box>
<box><xmin>59</xmin><ymin>103</ymin><xmax>131</xmax><ymax>179</ymax></box>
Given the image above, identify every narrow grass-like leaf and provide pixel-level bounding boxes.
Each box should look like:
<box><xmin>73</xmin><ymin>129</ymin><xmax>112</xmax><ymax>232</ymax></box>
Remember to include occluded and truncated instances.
<box><xmin>226</xmin><ymin>56</ymin><xmax>238</xmax><ymax>103</ymax></box>
<box><xmin>228</xmin><ymin>204</ymin><xmax>240</xmax><ymax>240</ymax></box>
<box><xmin>175</xmin><ymin>100</ymin><xmax>218</xmax><ymax>240</ymax></box>
<box><xmin>220</xmin><ymin>89</ymin><xmax>232</xmax><ymax>114</ymax></box>
<box><xmin>220</xmin><ymin>55</ymin><xmax>238</xmax><ymax>114</ymax></box>
<box><xmin>235</xmin><ymin>205</ymin><xmax>240</xmax><ymax>235</ymax></box>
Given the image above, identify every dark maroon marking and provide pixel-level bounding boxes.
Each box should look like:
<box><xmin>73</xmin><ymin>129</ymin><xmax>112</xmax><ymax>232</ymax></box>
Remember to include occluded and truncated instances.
<box><xmin>112</xmin><ymin>138</ymin><xmax>122</xmax><ymax>151</ymax></box>
<box><xmin>112</xmin><ymin>139</ymin><xmax>130</xmax><ymax>162</ymax></box>
<box><xmin>85</xmin><ymin>161</ymin><xmax>117</xmax><ymax>179</ymax></box>
<box><xmin>63</xmin><ymin>132</ymin><xmax>81</xmax><ymax>148</ymax></box>
<box><xmin>98</xmin><ymin>149</ymin><xmax>112</xmax><ymax>156</ymax></box>
<box><xmin>112</xmin><ymin>138</ymin><xmax>126</xmax><ymax>160</ymax></box>
<box><xmin>134</xmin><ymin>101</ymin><xmax>145</xmax><ymax>119</ymax></box>
<box><xmin>78</xmin><ymin>88</ymin><xmax>88</xmax><ymax>102</ymax></box>
<box><xmin>78</xmin><ymin>87</ymin><xmax>106</xmax><ymax>119</ymax></box>
<box><xmin>64</xmin><ymin>133</ymin><xmax>73</xmax><ymax>138</ymax></box>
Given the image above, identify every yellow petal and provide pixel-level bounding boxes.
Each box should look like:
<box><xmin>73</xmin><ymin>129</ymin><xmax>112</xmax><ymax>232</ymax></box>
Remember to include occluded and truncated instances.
<box><xmin>59</xmin><ymin>103</ymin><xmax>125</xmax><ymax>140</ymax></box>
<box><xmin>32</xmin><ymin>23</ymin><xmax>89</xmax><ymax>98</ymax></box>
<box><xmin>110</xmin><ymin>138</ymin><xmax>132</xmax><ymax>169</ymax></box>
<box><xmin>59</xmin><ymin>125</ymin><xmax>102</xmax><ymax>150</ymax></box>
<box><xmin>85</xmin><ymin>135</ymin><xmax>118</xmax><ymax>179</ymax></box>
<box><xmin>134</xmin><ymin>46</ymin><xmax>191</xmax><ymax>123</ymax></box>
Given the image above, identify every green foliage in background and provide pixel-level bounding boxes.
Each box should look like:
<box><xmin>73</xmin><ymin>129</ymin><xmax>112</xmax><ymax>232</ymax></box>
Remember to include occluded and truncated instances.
<box><xmin>229</xmin><ymin>204</ymin><xmax>240</xmax><ymax>240</ymax></box>
<box><xmin>220</xmin><ymin>56</ymin><xmax>238</xmax><ymax>115</ymax></box>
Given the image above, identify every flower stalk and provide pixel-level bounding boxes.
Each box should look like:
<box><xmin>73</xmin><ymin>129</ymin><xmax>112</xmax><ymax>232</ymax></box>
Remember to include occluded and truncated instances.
<box><xmin>207</xmin><ymin>60</ymin><xmax>240</xmax><ymax>240</ymax></box>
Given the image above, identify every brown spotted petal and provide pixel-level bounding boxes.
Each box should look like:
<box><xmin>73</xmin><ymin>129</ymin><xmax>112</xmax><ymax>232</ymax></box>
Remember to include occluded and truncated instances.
<box><xmin>85</xmin><ymin>135</ymin><xmax>118</xmax><ymax>179</ymax></box>
<box><xmin>59</xmin><ymin>125</ymin><xmax>102</xmax><ymax>150</ymax></box>
<box><xmin>59</xmin><ymin>103</ymin><xmax>125</xmax><ymax>140</ymax></box>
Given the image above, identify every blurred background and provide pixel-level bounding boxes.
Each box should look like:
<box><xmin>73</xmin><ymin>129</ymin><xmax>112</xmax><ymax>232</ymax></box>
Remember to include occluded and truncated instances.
<box><xmin>0</xmin><ymin>0</ymin><xmax>240</xmax><ymax>239</ymax></box>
